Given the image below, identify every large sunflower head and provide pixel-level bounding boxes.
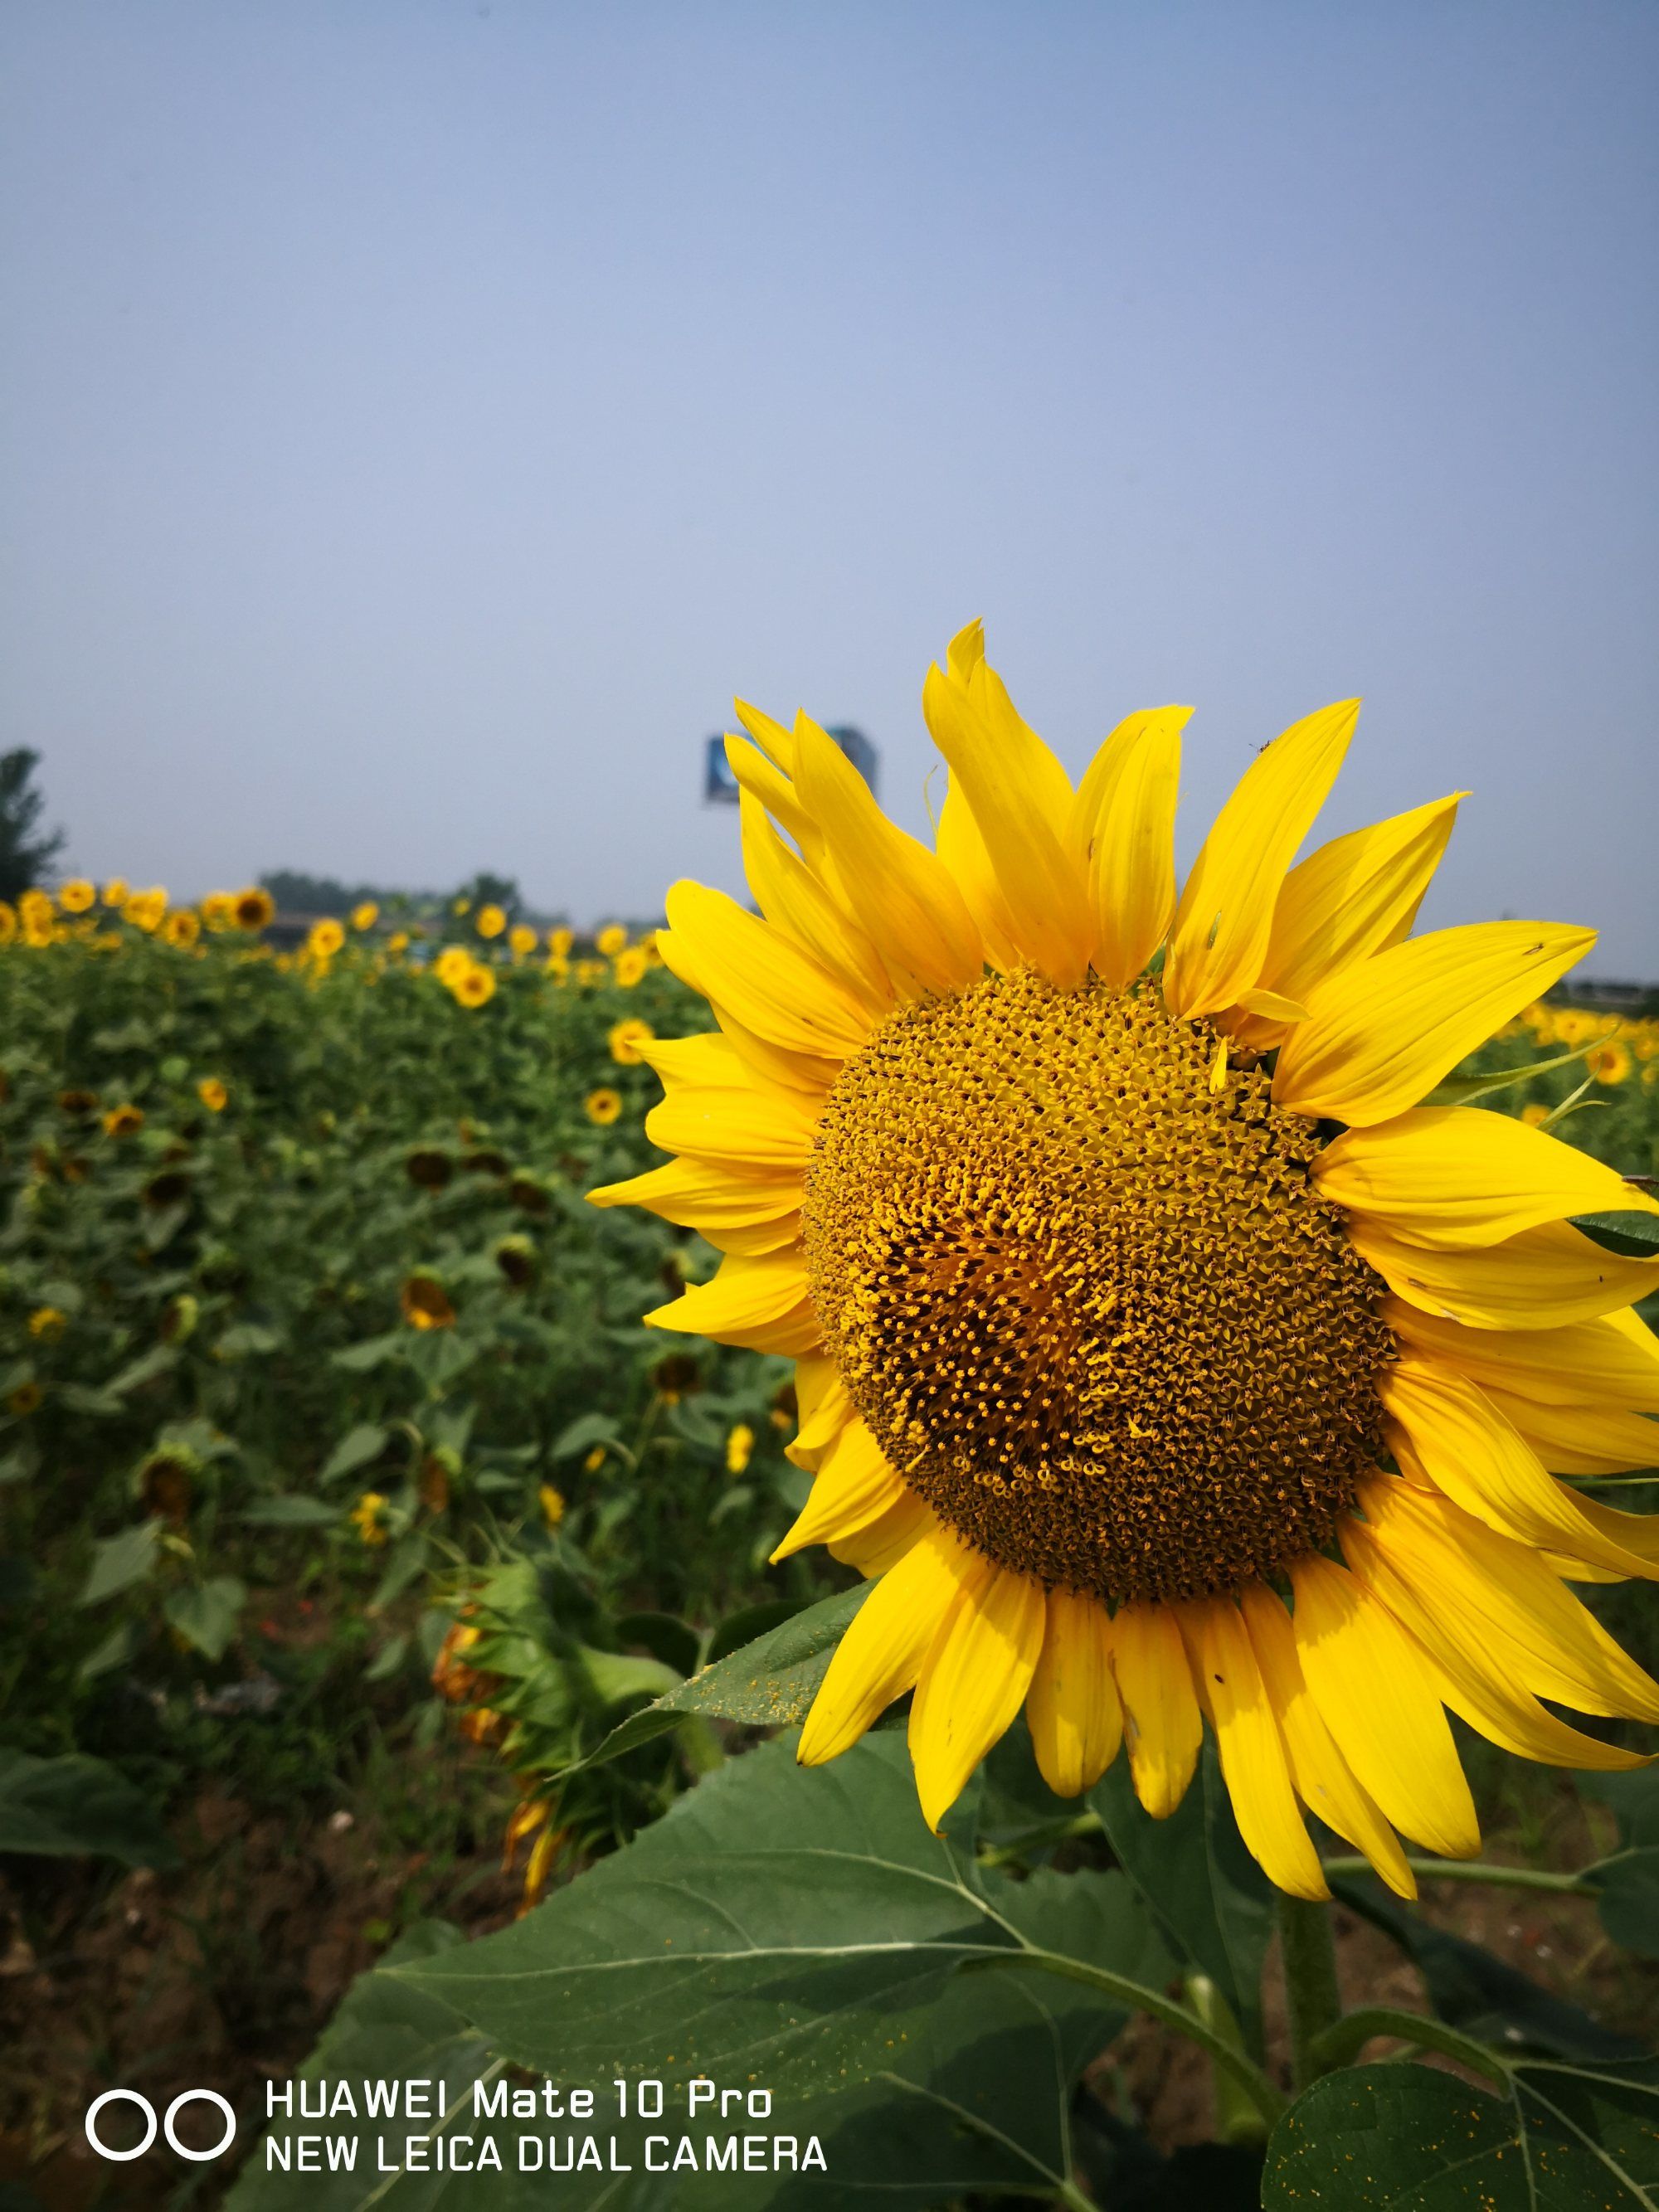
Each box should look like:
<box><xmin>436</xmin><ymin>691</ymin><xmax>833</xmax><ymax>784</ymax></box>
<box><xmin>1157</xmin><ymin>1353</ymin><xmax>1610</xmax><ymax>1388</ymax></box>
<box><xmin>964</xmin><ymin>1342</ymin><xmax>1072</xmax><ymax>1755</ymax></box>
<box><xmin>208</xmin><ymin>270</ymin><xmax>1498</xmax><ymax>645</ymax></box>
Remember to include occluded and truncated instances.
<box><xmin>591</xmin><ymin>623</ymin><xmax>1659</xmax><ymax>1899</ymax></box>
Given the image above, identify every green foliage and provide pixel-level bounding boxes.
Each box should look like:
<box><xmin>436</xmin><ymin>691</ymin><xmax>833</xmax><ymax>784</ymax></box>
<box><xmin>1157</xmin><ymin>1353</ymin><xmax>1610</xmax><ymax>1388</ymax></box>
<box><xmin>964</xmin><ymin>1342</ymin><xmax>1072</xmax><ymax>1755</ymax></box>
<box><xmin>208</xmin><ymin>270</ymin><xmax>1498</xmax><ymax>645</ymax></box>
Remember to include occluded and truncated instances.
<box><xmin>0</xmin><ymin>747</ymin><xmax>62</xmax><ymax>902</ymax></box>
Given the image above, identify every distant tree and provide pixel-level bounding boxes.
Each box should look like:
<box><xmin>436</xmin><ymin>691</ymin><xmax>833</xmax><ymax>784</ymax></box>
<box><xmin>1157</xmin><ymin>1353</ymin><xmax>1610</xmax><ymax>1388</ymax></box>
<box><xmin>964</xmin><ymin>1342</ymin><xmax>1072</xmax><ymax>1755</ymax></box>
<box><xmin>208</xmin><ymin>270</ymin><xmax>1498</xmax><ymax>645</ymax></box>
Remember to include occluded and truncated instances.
<box><xmin>457</xmin><ymin>871</ymin><xmax>522</xmax><ymax>918</ymax></box>
<box><xmin>0</xmin><ymin>749</ymin><xmax>64</xmax><ymax>902</ymax></box>
<box><xmin>259</xmin><ymin>870</ymin><xmax>418</xmax><ymax>915</ymax></box>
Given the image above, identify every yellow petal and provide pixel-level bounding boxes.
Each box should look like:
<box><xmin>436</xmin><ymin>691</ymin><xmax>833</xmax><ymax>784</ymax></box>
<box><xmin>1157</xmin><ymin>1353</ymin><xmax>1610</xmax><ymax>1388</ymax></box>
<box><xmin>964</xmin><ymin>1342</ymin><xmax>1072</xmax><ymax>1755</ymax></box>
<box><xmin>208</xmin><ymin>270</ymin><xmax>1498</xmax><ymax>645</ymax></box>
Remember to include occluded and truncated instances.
<box><xmin>656</xmin><ymin>923</ymin><xmax>843</xmax><ymax>1098</ymax></box>
<box><xmin>1026</xmin><ymin>1589</ymin><xmax>1121</xmax><ymax>1798</ymax></box>
<box><xmin>1341</xmin><ymin>1515</ymin><xmax>1651</xmax><ymax>1771</ymax></box>
<box><xmin>1316</xmin><ymin>1106</ymin><xmax>1659</xmax><ymax>1247</ymax></box>
<box><xmin>739</xmin><ymin>790</ymin><xmax>894</xmax><ymax>1017</ymax></box>
<box><xmin>645</xmin><ymin>1250</ymin><xmax>820</xmax><ymax>1356</ymax></box>
<box><xmin>1358</xmin><ymin>1475</ymin><xmax>1659</xmax><ymax>1725</ymax></box>
<box><xmin>732</xmin><ymin>696</ymin><xmax>800</xmax><ymax>775</ymax></box>
<box><xmin>1483</xmin><ymin>1388</ymin><xmax>1659</xmax><ymax>1475</ymax></box>
<box><xmin>1384</xmin><ymin>1297</ymin><xmax>1659</xmax><ymax>1412</ymax></box>
<box><xmin>588</xmin><ymin>1155</ymin><xmax>801</xmax><ymax>1231</ymax></box>
<box><xmin>644</xmin><ymin>1068</ymin><xmax>819</xmax><ymax>1174</ymax></box>
<box><xmin>1240</xmin><ymin>1584</ymin><xmax>1415</xmax><ymax>1899</ymax></box>
<box><xmin>1256</xmin><ymin>793</ymin><xmax>1464</xmax><ymax>1005</ymax></box>
<box><xmin>1180</xmin><ymin>1598</ymin><xmax>1327</xmax><ymax>1899</ymax></box>
<box><xmin>662</xmin><ymin>880</ymin><xmax>870</xmax><ymax>1062</ymax></box>
<box><xmin>771</xmin><ymin>1418</ymin><xmax>908</xmax><ymax>1561</ymax></box>
<box><xmin>791</xmin><ymin>712</ymin><xmax>984</xmax><ymax>997</ymax></box>
<box><xmin>1071</xmin><ymin>708</ymin><xmax>1189</xmax><ymax>989</ymax></box>
<box><xmin>830</xmin><ymin>1490</ymin><xmax>937</xmax><ymax>1577</ymax></box>
<box><xmin>1380</xmin><ymin>1355</ymin><xmax>1658</xmax><ymax>1578</ymax></box>
<box><xmin>921</xmin><ymin>656</ymin><xmax>1091</xmax><ymax>987</ymax></box>
<box><xmin>723</xmin><ymin>732</ymin><xmax>822</xmax><ymax>863</ymax></box>
<box><xmin>908</xmin><ymin>1563</ymin><xmax>1045</xmax><ymax>1832</ymax></box>
<box><xmin>788</xmin><ymin>1353</ymin><xmax>856</xmax><ymax>1471</ymax></box>
<box><xmin>1110</xmin><ymin>1600</ymin><xmax>1203</xmax><ymax>1818</ymax></box>
<box><xmin>1289</xmin><ymin>1553</ymin><xmax>1480</xmax><ymax>1859</ymax></box>
<box><xmin>1272</xmin><ymin>920</ymin><xmax>1596</xmax><ymax>1125</ymax></box>
<box><xmin>797</xmin><ymin>1524</ymin><xmax>976</xmax><ymax>1765</ymax></box>
<box><xmin>1350</xmin><ymin>1215</ymin><xmax>1658</xmax><ymax>1330</ymax></box>
<box><xmin>936</xmin><ymin>778</ymin><xmax>1020</xmax><ymax>970</ymax></box>
<box><xmin>1165</xmin><ymin>699</ymin><xmax>1359</xmax><ymax>1017</ymax></box>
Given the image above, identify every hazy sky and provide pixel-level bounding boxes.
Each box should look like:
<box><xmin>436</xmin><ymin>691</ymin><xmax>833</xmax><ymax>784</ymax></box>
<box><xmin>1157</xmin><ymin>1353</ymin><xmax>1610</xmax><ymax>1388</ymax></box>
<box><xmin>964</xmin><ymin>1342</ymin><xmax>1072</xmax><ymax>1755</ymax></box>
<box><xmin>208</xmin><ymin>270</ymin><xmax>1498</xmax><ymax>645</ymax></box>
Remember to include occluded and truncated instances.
<box><xmin>3</xmin><ymin>2</ymin><xmax>1657</xmax><ymax>970</ymax></box>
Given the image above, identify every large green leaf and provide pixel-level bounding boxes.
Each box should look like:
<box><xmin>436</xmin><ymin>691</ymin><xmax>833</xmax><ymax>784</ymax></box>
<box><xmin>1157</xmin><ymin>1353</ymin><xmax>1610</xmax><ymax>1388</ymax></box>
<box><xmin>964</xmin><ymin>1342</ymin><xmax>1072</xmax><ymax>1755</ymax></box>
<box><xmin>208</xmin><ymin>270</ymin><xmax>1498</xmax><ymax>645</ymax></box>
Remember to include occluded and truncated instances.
<box><xmin>164</xmin><ymin>1574</ymin><xmax>247</xmax><ymax>1661</ymax></box>
<box><xmin>1264</xmin><ymin>2058</ymin><xmax>1659</xmax><ymax>2209</ymax></box>
<box><xmin>1092</xmin><ymin>1744</ymin><xmax>1274</xmax><ymax>2056</ymax></box>
<box><xmin>76</xmin><ymin>1517</ymin><xmax>162</xmax><ymax>1606</ymax></box>
<box><xmin>394</xmin><ymin>1733</ymin><xmax>1159</xmax><ymax>2115</ymax></box>
<box><xmin>1588</xmin><ymin>1850</ymin><xmax>1659</xmax><ymax>1961</ymax></box>
<box><xmin>0</xmin><ymin>1748</ymin><xmax>178</xmax><ymax>1867</ymax></box>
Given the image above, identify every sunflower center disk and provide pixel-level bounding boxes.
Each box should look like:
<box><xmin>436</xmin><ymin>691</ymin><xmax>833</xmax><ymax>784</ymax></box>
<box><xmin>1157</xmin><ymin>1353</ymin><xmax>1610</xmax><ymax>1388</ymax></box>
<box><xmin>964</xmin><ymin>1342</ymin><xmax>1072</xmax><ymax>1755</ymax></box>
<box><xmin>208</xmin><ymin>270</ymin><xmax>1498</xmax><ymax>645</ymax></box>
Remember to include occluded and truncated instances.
<box><xmin>802</xmin><ymin>970</ymin><xmax>1394</xmax><ymax>1604</ymax></box>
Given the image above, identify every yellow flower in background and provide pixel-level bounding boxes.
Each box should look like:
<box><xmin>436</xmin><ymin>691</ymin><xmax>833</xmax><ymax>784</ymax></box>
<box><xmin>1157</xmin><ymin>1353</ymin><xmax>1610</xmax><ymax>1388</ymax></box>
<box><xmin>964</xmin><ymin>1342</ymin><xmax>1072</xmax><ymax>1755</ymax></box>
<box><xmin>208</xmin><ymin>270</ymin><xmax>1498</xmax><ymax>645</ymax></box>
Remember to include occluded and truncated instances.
<box><xmin>584</xmin><ymin>1087</ymin><xmax>622</xmax><ymax>1126</ymax></box>
<box><xmin>538</xmin><ymin>1483</ymin><xmax>567</xmax><ymax>1530</ymax></box>
<box><xmin>102</xmin><ymin>1103</ymin><xmax>144</xmax><ymax>1137</ymax></box>
<box><xmin>198</xmin><ymin>1077</ymin><xmax>229</xmax><ymax>1112</ymax></box>
<box><xmin>101</xmin><ymin>878</ymin><xmax>129</xmax><ymax>908</ymax></box>
<box><xmin>124</xmin><ymin>888</ymin><xmax>168</xmax><ymax>932</ymax></box>
<box><xmin>582</xmin><ymin>1444</ymin><xmax>607</xmax><ymax>1474</ymax></box>
<box><xmin>543</xmin><ymin>952</ymin><xmax>571</xmax><ymax>983</ymax></box>
<box><xmin>235</xmin><ymin>887</ymin><xmax>275</xmax><ymax>931</ymax></box>
<box><xmin>350</xmin><ymin>1491</ymin><xmax>391</xmax><ymax>1547</ymax></box>
<box><xmin>165</xmin><ymin>908</ymin><xmax>202</xmax><ymax>948</ymax></box>
<box><xmin>574</xmin><ymin>959</ymin><xmax>607</xmax><ymax>987</ymax></box>
<box><xmin>451</xmin><ymin>963</ymin><xmax>497</xmax><ymax>1008</ymax></box>
<box><xmin>28</xmin><ymin>1307</ymin><xmax>67</xmax><ymax>1342</ymax></box>
<box><xmin>591</xmin><ymin>619</ymin><xmax>1659</xmax><ymax>1894</ymax></box>
<box><xmin>200</xmin><ymin>891</ymin><xmax>236</xmax><ymax>931</ymax></box>
<box><xmin>596</xmin><ymin>922</ymin><xmax>628</xmax><ymax>959</ymax></box>
<box><xmin>608</xmin><ymin>1018</ymin><xmax>654</xmax><ymax>1066</ymax></box>
<box><xmin>307</xmin><ymin>917</ymin><xmax>345</xmax><ymax>959</ymax></box>
<box><xmin>58</xmin><ymin>879</ymin><xmax>95</xmax><ymax>914</ymax></box>
<box><xmin>613</xmin><ymin>946</ymin><xmax>648</xmax><ymax>988</ymax></box>
<box><xmin>1520</xmin><ymin>1102</ymin><xmax>1550</xmax><ymax>1127</ymax></box>
<box><xmin>351</xmin><ymin>901</ymin><xmax>379</xmax><ymax>931</ymax></box>
<box><xmin>476</xmin><ymin>904</ymin><xmax>507</xmax><ymax>940</ymax></box>
<box><xmin>1589</xmin><ymin>1039</ymin><xmax>1632</xmax><ymax>1086</ymax></box>
<box><xmin>435</xmin><ymin>946</ymin><xmax>473</xmax><ymax>987</ymax></box>
<box><xmin>547</xmin><ymin>926</ymin><xmax>574</xmax><ymax>958</ymax></box>
<box><xmin>453</xmin><ymin>897</ymin><xmax>473</xmax><ymax>916</ymax></box>
<box><xmin>508</xmin><ymin>923</ymin><xmax>538</xmax><ymax>960</ymax></box>
<box><xmin>388</xmin><ymin>930</ymin><xmax>410</xmax><ymax>954</ymax></box>
<box><xmin>0</xmin><ymin>904</ymin><xmax>15</xmax><ymax>946</ymax></box>
<box><xmin>725</xmin><ymin>1422</ymin><xmax>755</xmax><ymax>1475</ymax></box>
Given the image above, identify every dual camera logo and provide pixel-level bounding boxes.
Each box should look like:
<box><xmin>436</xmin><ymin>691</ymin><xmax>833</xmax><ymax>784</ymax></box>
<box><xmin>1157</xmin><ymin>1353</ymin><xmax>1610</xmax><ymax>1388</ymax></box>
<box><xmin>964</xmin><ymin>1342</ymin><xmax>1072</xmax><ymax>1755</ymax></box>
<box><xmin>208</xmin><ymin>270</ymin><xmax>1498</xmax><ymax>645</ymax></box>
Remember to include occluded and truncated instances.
<box><xmin>85</xmin><ymin>2088</ymin><xmax>238</xmax><ymax>2163</ymax></box>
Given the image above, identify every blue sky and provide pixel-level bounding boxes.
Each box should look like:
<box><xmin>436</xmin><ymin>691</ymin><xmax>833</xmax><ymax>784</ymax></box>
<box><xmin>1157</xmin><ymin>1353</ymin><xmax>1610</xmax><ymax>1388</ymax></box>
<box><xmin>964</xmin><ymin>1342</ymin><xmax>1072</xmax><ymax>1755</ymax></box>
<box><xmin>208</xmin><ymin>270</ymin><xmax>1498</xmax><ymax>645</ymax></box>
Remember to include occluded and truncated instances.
<box><xmin>3</xmin><ymin>2</ymin><xmax>1656</xmax><ymax>969</ymax></box>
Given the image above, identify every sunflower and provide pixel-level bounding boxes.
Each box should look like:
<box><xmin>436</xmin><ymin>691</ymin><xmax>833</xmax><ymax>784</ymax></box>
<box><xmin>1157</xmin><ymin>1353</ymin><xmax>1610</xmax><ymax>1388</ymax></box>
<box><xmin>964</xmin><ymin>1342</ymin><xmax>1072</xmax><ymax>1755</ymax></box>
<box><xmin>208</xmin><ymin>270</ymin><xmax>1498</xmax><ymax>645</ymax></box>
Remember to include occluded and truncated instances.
<box><xmin>123</xmin><ymin>888</ymin><xmax>168</xmax><ymax>933</ymax></box>
<box><xmin>164</xmin><ymin>907</ymin><xmax>201</xmax><ymax>949</ymax></box>
<box><xmin>307</xmin><ymin>917</ymin><xmax>345</xmax><ymax>960</ymax></box>
<box><xmin>452</xmin><ymin>963</ymin><xmax>497</xmax><ymax>1009</ymax></box>
<box><xmin>591</xmin><ymin>621</ymin><xmax>1659</xmax><ymax>1899</ymax></box>
<box><xmin>102</xmin><ymin>1103</ymin><xmax>144</xmax><ymax>1138</ymax></box>
<box><xmin>547</xmin><ymin>926</ymin><xmax>574</xmax><ymax>958</ymax></box>
<box><xmin>475</xmin><ymin>903</ymin><xmax>508</xmax><ymax>941</ymax></box>
<box><xmin>584</xmin><ymin>1087</ymin><xmax>623</xmax><ymax>1126</ymax></box>
<box><xmin>200</xmin><ymin>891</ymin><xmax>236</xmax><ymax>931</ymax></box>
<box><xmin>351</xmin><ymin>901</ymin><xmax>379</xmax><ymax>931</ymax></box>
<box><xmin>234</xmin><ymin>887</ymin><xmax>275</xmax><ymax>931</ymax></box>
<box><xmin>596</xmin><ymin>922</ymin><xmax>628</xmax><ymax>958</ymax></box>
<box><xmin>101</xmin><ymin>878</ymin><xmax>129</xmax><ymax>908</ymax></box>
<box><xmin>400</xmin><ymin>1271</ymin><xmax>455</xmax><ymax>1330</ymax></box>
<box><xmin>197</xmin><ymin>1077</ymin><xmax>229</xmax><ymax>1112</ymax></box>
<box><xmin>0</xmin><ymin>902</ymin><xmax>15</xmax><ymax>946</ymax></box>
<box><xmin>508</xmin><ymin>922</ymin><xmax>538</xmax><ymax>960</ymax></box>
<box><xmin>1589</xmin><ymin>1038</ymin><xmax>1632</xmax><ymax>1086</ymax></box>
<box><xmin>608</xmin><ymin>1017</ymin><xmax>654</xmax><ymax>1066</ymax></box>
<box><xmin>58</xmin><ymin>878</ymin><xmax>95</xmax><ymax>914</ymax></box>
<box><xmin>613</xmin><ymin>946</ymin><xmax>648</xmax><ymax>989</ymax></box>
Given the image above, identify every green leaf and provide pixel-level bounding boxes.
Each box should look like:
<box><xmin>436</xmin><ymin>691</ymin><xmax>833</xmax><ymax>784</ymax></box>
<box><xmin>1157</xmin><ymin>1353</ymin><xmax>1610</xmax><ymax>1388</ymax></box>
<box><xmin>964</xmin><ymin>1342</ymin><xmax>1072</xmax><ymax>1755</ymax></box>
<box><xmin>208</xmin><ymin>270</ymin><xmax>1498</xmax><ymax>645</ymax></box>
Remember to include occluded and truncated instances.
<box><xmin>577</xmin><ymin>1582</ymin><xmax>868</xmax><ymax>1773</ymax></box>
<box><xmin>163</xmin><ymin>1575</ymin><xmax>247</xmax><ymax>1661</ymax></box>
<box><xmin>392</xmin><ymin>1731</ymin><xmax>1147</xmax><ymax>2109</ymax></box>
<box><xmin>319</xmin><ymin>1422</ymin><xmax>389</xmax><ymax>1483</ymax></box>
<box><xmin>551</xmin><ymin>1412</ymin><xmax>623</xmax><ymax>1461</ymax></box>
<box><xmin>0</xmin><ymin>1749</ymin><xmax>178</xmax><ymax>1867</ymax></box>
<box><xmin>76</xmin><ymin>1518</ymin><xmax>162</xmax><ymax>1606</ymax></box>
<box><xmin>214</xmin><ymin>1320</ymin><xmax>284</xmax><ymax>1358</ymax></box>
<box><xmin>76</xmin><ymin>1618</ymin><xmax>142</xmax><ymax>1680</ymax></box>
<box><xmin>1572</xmin><ymin>1210</ymin><xmax>1659</xmax><ymax>1257</ymax></box>
<box><xmin>1092</xmin><ymin>1743</ymin><xmax>1274</xmax><ymax>2057</ymax></box>
<box><xmin>1331</xmin><ymin>1875</ymin><xmax>1642</xmax><ymax>2061</ymax></box>
<box><xmin>703</xmin><ymin>1598</ymin><xmax>810</xmax><ymax>1669</ymax></box>
<box><xmin>239</xmin><ymin>1494</ymin><xmax>341</xmax><ymax>1526</ymax></box>
<box><xmin>331</xmin><ymin>1332</ymin><xmax>407</xmax><ymax>1373</ymax></box>
<box><xmin>1263</xmin><ymin>2059</ymin><xmax>1659</xmax><ymax>2210</ymax></box>
<box><xmin>105</xmin><ymin>1344</ymin><xmax>178</xmax><ymax>1397</ymax></box>
<box><xmin>1587</xmin><ymin>1848</ymin><xmax>1659</xmax><ymax>1961</ymax></box>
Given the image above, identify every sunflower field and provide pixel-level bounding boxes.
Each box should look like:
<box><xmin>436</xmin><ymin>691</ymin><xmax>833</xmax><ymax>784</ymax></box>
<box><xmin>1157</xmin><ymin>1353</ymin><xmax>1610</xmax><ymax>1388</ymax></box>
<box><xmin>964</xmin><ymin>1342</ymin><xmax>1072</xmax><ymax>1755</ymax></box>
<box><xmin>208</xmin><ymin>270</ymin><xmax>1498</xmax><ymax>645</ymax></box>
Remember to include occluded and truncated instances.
<box><xmin>2</xmin><ymin>768</ymin><xmax>1658</xmax><ymax>2212</ymax></box>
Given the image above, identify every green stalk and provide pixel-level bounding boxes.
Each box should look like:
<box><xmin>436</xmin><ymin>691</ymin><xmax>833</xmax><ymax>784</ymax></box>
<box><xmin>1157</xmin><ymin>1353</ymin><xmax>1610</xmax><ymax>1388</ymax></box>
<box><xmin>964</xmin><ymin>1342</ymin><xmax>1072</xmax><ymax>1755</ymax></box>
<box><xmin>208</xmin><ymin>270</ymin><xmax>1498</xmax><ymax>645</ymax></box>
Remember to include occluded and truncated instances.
<box><xmin>1321</xmin><ymin>1855</ymin><xmax>1597</xmax><ymax>1896</ymax></box>
<box><xmin>1309</xmin><ymin>2006</ymin><xmax>1509</xmax><ymax>2086</ymax></box>
<box><xmin>1278</xmin><ymin>1894</ymin><xmax>1342</xmax><ymax>2092</ymax></box>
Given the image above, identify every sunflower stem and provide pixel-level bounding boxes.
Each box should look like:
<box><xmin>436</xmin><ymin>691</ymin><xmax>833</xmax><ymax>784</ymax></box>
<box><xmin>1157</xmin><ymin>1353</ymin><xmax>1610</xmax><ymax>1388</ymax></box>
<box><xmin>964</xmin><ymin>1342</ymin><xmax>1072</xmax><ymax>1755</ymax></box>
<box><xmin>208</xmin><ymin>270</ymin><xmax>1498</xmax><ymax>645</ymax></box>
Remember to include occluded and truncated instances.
<box><xmin>1321</xmin><ymin>1855</ymin><xmax>1598</xmax><ymax>1896</ymax></box>
<box><xmin>1278</xmin><ymin>1894</ymin><xmax>1342</xmax><ymax>2092</ymax></box>
<box><xmin>1307</xmin><ymin>2005</ymin><xmax>1509</xmax><ymax>2086</ymax></box>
